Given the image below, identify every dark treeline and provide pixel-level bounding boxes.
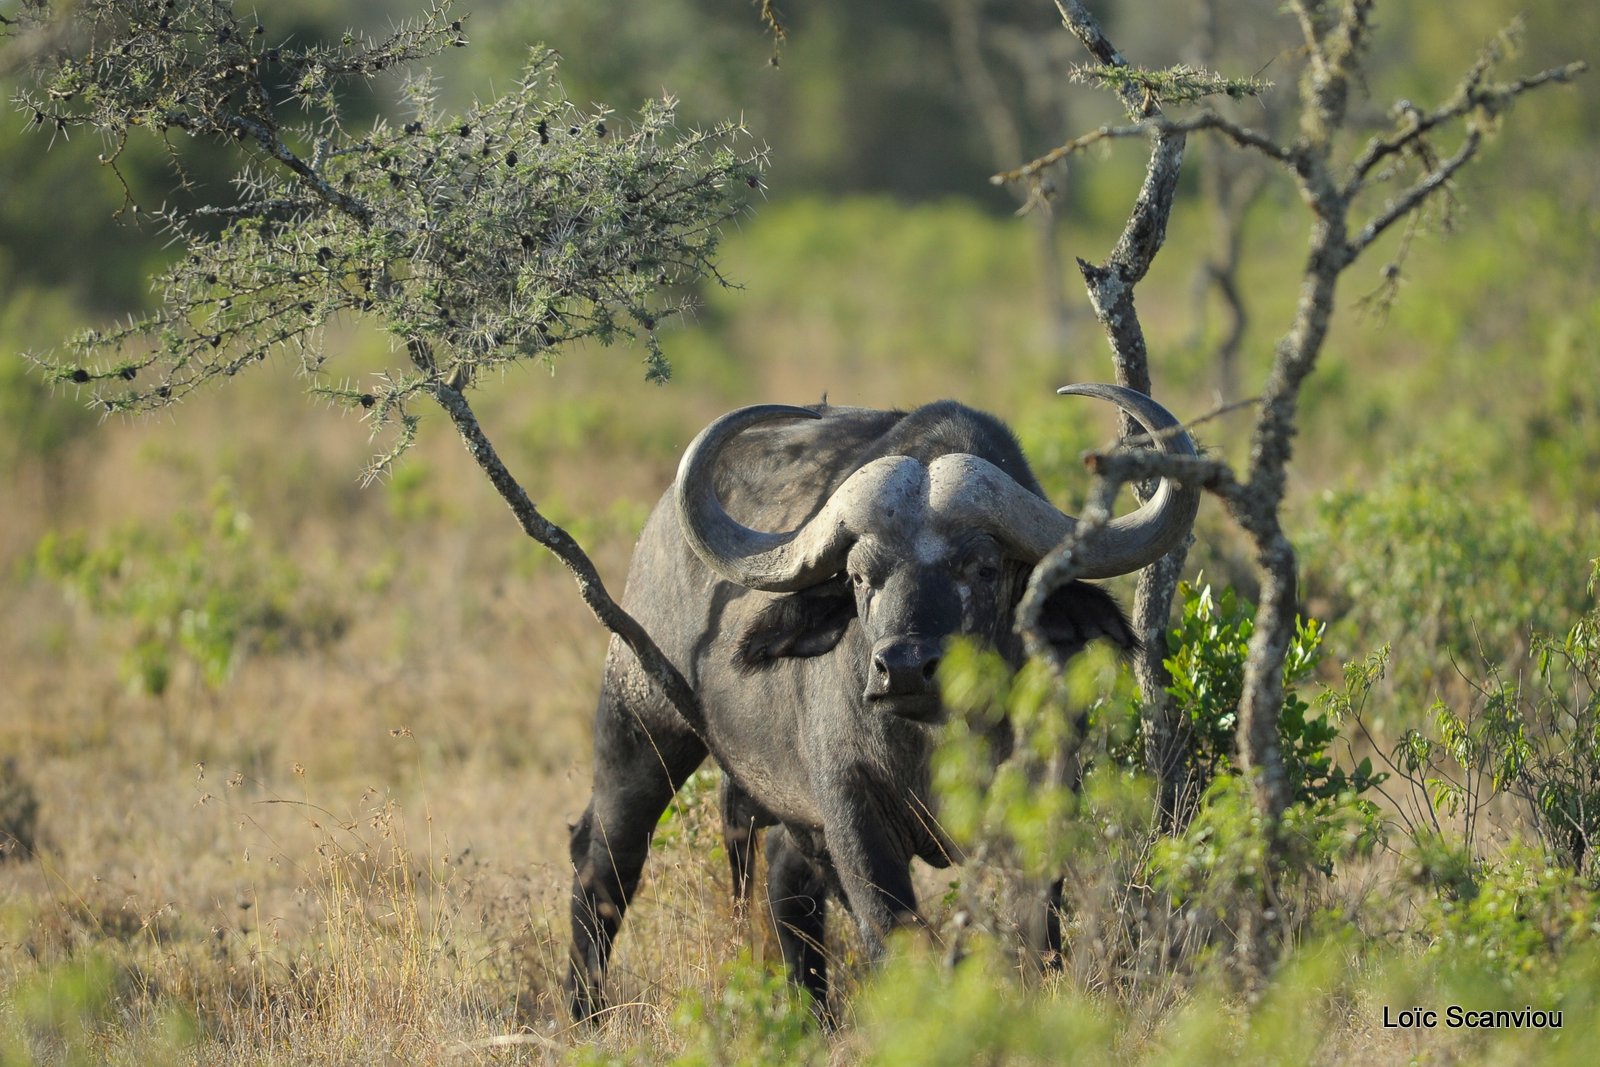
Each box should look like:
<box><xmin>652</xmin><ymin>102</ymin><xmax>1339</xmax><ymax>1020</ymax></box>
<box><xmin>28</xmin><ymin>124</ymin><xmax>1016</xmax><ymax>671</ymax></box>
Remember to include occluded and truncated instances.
<box><xmin>8</xmin><ymin>0</ymin><xmax>1593</xmax><ymax>315</ymax></box>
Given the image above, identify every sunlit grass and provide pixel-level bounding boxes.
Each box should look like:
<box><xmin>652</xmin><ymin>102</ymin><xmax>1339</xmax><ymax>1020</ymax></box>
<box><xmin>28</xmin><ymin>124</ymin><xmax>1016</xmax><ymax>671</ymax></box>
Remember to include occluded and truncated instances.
<box><xmin>3</xmin><ymin>182</ymin><xmax>1597</xmax><ymax>1061</ymax></box>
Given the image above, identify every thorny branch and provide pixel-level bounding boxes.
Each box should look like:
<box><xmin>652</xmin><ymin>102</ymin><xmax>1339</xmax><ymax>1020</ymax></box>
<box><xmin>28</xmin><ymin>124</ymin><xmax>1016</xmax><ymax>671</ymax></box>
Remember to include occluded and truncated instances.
<box><xmin>1012</xmin><ymin>0</ymin><xmax>1583</xmax><ymax>911</ymax></box>
<box><xmin>1016</xmin><ymin>0</ymin><xmax>1195</xmax><ymax>828</ymax></box>
<box><xmin>8</xmin><ymin>0</ymin><xmax>768</xmax><ymax>747</ymax></box>
<box><xmin>1052</xmin><ymin>0</ymin><xmax>1148</xmax><ymax>116</ymax></box>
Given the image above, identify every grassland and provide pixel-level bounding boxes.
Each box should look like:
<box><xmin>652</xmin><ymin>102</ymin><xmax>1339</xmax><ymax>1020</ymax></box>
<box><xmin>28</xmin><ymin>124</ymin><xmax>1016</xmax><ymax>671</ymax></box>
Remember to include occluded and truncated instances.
<box><xmin>2</xmin><ymin>37</ymin><xmax>1599</xmax><ymax>1061</ymax></box>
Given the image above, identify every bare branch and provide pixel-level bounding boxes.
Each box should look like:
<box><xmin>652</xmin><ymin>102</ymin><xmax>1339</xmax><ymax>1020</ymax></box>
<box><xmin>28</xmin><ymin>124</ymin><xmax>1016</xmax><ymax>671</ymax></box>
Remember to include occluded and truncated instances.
<box><xmin>990</xmin><ymin>112</ymin><xmax>1291</xmax><ymax>187</ymax></box>
<box><xmin>1348</xmin><ymin>124</ymin><xmax>1481</xmax><ymax>258</ymax></box>
<box><xmin>1038</xmin><ymin>0</ymin><xmax>1204</xmax><ymax>830</ymax></box>
<box><xmin>1085</xmin><ymin>126</ymin><xmax>1187</xmax><ymax>340</ymax></box>
<box><xmin>1348</xmin><ymin>58</ymin><xmax>1588</xmax><ymax>191</ymax></box>
<box><xmin>1083</xmin><ymin>447</ymin><xmax>1243</xmax><ymax>505</ymax></box>
<box><xmin>424</xmin><ymin>367</ymin><xmax>710</xmax><ymax>744</ymax></box>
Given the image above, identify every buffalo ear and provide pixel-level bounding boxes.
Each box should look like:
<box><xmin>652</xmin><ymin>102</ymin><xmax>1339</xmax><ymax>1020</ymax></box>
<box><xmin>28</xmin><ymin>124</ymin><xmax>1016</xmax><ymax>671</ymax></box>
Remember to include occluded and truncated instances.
<box><xmin>1035</xmin><ymin>580</ymin><xmax>1138</xmax><ymax>662</ymax></box>
<box><xmin>733</xmin><ymin>581</ymin><xmax>857</xmax><ymax>674</ymax></box>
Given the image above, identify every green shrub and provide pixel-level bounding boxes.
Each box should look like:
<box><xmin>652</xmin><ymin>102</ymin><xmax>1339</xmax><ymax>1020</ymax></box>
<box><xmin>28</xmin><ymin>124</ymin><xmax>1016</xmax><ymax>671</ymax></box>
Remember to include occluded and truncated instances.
<box><xmin>934</xmin><ymin>641</ymin><xmax>1134</xmax><ymax>879</ymax></box>
<box><xmin>1162</xmin><ymin>580</ymin><xmax>1386</xmax><ymax>808</ymax></box>
<box><xmin>0</xmin><ymin>952</ymin><xmax>198</xmax><ymax>1066</ymax></box>
<box><xmin>859</xmin><ymin>941</ymin><xmax>1117</xmax><ymax>1067</ymax></box>
<box><xmin>1372</xmin><ymin>561</ymin><xmax>1600</xmax><ymax>877</ymax></box>
<box><xmin>1150</xmin><ymin>773</ymin><xmax>1382</xmax><ymax>928</ymax></box>
<box><xmin>665</xmin><ymin>953</ymin><xmax>826</xmax><ymax>1067</ymax></box>
<box><xmin>1419</xmin><ymin>848</ymin><xmax>1600</xmax><ymax>982</ymax></box>
<box><xmin>31</xmin><ymin>480</ymin><xmax>345</xmax><ymax>695</ymax></box>
<box><xmin>1302</xmin><ymin>454</ymin><xmax>1596</xmax><ymax>715</ymax></box>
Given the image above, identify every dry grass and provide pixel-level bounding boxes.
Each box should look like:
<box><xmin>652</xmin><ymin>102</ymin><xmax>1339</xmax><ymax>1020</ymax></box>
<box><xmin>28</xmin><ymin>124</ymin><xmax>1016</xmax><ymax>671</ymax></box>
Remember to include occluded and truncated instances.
<box><xmin>3</xmin><ymin>182</ymin><xmax>1595</xmax><ymax>1062</ymax></box>
<box><xmin>0</xmin><ymin>345</ymin><xmax>704</xmax><ymax>1061</ymax></box>
<box><xmin>2</xmin><ymin>302</ymin><xmax>1053</xmax><ymax>1061</ymax></box>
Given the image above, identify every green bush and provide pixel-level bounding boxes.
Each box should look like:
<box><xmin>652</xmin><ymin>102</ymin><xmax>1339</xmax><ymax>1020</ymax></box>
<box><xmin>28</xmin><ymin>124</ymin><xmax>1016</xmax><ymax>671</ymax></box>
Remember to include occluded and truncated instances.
<box><xmin>0</xmin><ymin>952</ymin><xmax>198</xmax><ymax>1066</ymax></box>
<box><xmin>1373</xmin><ymin>562</ymin><xmax>1600</xmax><ymax>878</ymax></box>
<box><xmin>666</xmin><ymin>954</ymin><xmax>826</xmax><ymax>1067</ymax></box>
<box><xmin>934</xmin><ymin>641</ymin><xmax>1134</xmax><ymax>879</ymax></box>
<box><xmin>31</xmin><ymin>480</ymin><xmax>345</xmax><ymax>695</ymax></box>
<box><xmin>859</xmin><ymin>941</ymin><xmax>1117</xmax><ymax>1067</ymax></box>
<box><xmin>1162</xmin><ymin>580</ymin><xmax>1387</xmax><ymax>808</ymax></box>
<box><xmin>1150</xmin><ymin>773</ymin><xmax>1382</xmax><ymax>927</ymax></box>
<box><xmin>1302</xmin><ymin>454</ymin><xmax>1596</xmax><ymax>714</ymax></box>
<box><xmin>1419</xmin><ymin>848</ymin><xmax>1600</xmax><ymax>982</ymax></box>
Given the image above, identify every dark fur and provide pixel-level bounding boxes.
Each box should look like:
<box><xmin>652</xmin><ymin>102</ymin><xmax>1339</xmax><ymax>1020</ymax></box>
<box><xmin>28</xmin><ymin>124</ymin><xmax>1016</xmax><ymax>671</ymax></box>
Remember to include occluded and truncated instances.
<box><xmin>736</xmin><ymin>577</ymin><xmax>1136</xmax><ymax>675</ymax></box>
<box><xmin>566</xmin><ymin>400</ymin><xmax>1156</xmax><ymax>1025</ymax></box>
<box><xmin>732</xmin><ymin>579</ymin><xmax>856</xmax><ymax>674</ymax></box>
<box><xmin>1033</xmin><ymin>579</ymin><xmax>1140</xmax><ymax>660</ymax></box>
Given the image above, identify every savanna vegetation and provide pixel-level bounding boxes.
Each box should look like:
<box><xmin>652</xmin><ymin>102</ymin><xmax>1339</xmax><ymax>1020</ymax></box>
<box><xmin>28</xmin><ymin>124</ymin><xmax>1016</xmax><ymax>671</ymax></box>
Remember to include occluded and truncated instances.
<box><xmin>1</xmin><ymin>0</ymin><xmax>1597</xmax><ymax>1063</ymax></box>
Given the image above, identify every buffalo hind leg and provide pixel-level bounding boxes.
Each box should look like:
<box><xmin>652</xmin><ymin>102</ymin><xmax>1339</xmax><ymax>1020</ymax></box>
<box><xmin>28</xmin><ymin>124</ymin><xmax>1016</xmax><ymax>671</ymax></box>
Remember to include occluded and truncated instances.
<box><xmin>1022</xmin><ymin>876</ymin><xmax>1066</xmax><ymax>976</ymax></box>
<box><xmin>567</xmin><ymin>699</ymin><xmax>706</xmax><ymax>1023</ymax></box>
<box><xmin>765</xmin><ymin>825</ymin><xmax>834</xmax><ymax>1027</ymax></box>
<box><xmin>721</xmin><ymin>776</ymin><xmax>774</xmax><ymax>911</ymax></box>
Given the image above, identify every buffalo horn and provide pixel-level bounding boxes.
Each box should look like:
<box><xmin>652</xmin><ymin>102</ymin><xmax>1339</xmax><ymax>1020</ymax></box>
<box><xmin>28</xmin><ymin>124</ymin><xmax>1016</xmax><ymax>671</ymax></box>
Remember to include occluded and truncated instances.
<box><xmin>675</xmin><ymin>405</ymin><xmax>926</xmax><ymax>592</ymax></box>
<box><xmin>1033</xmin><ymin>382</ymin><xmax>1200</xmax><ymax>576</ymax></box>
<box><xmin>925</xmin><ymin>384</ymin><xmax>1197</xmax><ymax>576</ymax></box>
<box><xmin>676</xmin><ymin>385</ymin><xmax>1199</xmax><ymax>590</ymax></box>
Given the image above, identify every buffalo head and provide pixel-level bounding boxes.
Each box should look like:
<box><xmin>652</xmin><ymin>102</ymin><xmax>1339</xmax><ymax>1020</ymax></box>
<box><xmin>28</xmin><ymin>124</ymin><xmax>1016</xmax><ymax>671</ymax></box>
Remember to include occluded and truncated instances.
<box><xmin>674</xmin><ymin>383</ymin><xmax>1200</xmax><ymax>720</ymax></box>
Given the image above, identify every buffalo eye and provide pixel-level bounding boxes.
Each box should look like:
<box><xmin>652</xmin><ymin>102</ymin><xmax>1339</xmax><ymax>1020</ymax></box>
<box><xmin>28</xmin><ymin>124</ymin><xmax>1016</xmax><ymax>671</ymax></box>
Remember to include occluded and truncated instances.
<box><xmin>976</xmin><ymin>564</ymin><xmax>1000</xmax><ymax>582</ymax></box>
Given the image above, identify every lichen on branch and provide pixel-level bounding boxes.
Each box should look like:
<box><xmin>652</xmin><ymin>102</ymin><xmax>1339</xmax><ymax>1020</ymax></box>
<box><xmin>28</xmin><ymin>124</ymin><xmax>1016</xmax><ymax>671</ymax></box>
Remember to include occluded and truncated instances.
<box><xmin>1069</xmin><ymin>62</ymin><xmax>1270</xmax><ymax>108</ymax></box>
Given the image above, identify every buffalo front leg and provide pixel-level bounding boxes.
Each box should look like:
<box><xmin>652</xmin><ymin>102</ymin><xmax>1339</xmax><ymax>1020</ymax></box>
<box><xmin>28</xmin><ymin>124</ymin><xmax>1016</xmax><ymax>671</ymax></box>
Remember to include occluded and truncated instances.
<box><xmin>764</xmin><ymin>825</ymin><xmax>833</xmax><ymax>1024</ymax></box>
<box><xmin>567</xmin><ymin>700</ymin><xmax>706</xmax><ymax>1023</ymax></box>
<box><xmin>1021</xmin><ymin>876</ymin><xmax>1066</xmax><ymax>976</ymax></box>
<box><xmin>822</xmin><ymin>789</ymin><xmax>924</xmax><ymax>960</ymax></box>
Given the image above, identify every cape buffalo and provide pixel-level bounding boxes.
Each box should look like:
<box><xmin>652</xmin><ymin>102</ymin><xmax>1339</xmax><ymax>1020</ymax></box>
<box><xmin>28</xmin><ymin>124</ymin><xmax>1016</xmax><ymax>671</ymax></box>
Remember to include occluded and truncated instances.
<box><xmin>566</xmin><ymin>384</ymin><xmax>1198</xmax><ymax>1021</ymax></box>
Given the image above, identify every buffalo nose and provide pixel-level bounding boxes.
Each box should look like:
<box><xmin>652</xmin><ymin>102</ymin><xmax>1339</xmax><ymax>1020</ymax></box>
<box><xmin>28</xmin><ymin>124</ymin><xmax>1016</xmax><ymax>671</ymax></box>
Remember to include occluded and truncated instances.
<box><xmin>869</xmin><ymin>637</ymin><xmax>943</xmax><ymax>698</ymax></box>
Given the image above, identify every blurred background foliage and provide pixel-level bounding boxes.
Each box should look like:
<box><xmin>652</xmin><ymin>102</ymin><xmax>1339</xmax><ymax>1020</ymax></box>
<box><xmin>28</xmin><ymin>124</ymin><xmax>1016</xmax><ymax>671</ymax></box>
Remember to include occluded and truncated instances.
<box><xmin>1</xmin><ymin>0</ymin><xmax>1597</xmax><ymax>1061</ymax></box>
<box><xmin>4</xmin><ymin>0</ymin><xmax>1594</xmax><ymax>657</ymax></box>
<box><xmin>4</xmin><ymin>0</ymin><xmax>1594</xmax><ymax>485</ymax></box>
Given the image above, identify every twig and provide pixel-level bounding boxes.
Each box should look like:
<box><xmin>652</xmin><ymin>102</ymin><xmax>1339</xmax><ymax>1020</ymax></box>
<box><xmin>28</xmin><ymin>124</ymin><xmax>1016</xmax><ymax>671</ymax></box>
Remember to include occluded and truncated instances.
<box><xmin>447</xmin><ymin>1031</ymin><xmax>563</xmax><ymax>1055</ymax></box>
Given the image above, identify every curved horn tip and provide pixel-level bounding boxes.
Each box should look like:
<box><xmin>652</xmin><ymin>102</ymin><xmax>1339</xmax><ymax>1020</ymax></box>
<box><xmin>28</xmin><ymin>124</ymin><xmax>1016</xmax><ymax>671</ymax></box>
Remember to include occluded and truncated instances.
<box><xmin>1047</xmin><ymin>381</ymin><xmax>1201</xmax><ymax>577</ymax></box>
<box><xmin>700</xmin><ymin>403</ymin><xmax>825</xmax><ymax>432</ymax></box>
<box><xmin>737</xmin><ymin>402</ymin><xmax>822</xmax><ymax>418</ymax></box>
<box><xmin>1056</xmin><ymin>382</ymin><xmax>1142</xmax><ymax>399</ymax></box>
<box><xmin>1055</xmin><ymin>383</ymin><xmax>1192</xmax><ymax>445</ymax></box>
<box><xmin>676</xmin><ymin>404</ymin><xmax>823</xmax><ymax>477</ymax></box>
<box><xmin>674</xmin><ymin>401</ymin><xmax>847</xmax><ymax>592</ymax></box>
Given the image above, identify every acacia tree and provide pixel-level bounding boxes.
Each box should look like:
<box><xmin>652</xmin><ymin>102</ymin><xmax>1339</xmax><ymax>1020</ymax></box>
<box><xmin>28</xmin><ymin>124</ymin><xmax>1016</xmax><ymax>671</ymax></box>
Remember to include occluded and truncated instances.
<box><xmin>4</xmin><ymin>0</ymin><xmax>769</xmax><ymax>741</ymax></box>
<box><xmin>998</xmin><ymin>0</ymin><xmax>1582</xmax><ymax>961</ymax></box>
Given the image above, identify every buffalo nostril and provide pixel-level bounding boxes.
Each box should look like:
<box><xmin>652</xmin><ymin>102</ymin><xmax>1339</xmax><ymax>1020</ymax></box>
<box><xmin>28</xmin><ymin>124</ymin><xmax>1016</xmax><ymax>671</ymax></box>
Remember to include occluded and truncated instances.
<box><xmin>869</xmin><ymin>640</ymin><xmax>943</xmax><ymax>698</ymax></box>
